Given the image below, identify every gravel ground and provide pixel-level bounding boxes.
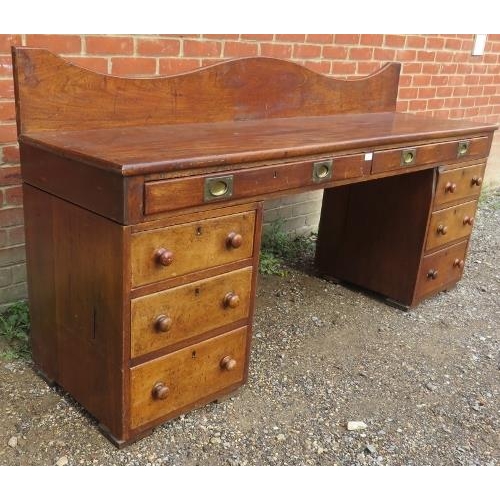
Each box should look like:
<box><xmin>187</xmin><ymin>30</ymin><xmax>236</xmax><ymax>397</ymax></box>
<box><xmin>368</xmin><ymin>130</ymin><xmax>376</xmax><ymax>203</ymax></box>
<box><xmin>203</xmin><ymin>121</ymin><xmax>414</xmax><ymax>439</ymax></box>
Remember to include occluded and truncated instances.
<box><xmin>0</xmin><ymin>190</ymin><xmax>498</xmax><ymax>466</ymax></box>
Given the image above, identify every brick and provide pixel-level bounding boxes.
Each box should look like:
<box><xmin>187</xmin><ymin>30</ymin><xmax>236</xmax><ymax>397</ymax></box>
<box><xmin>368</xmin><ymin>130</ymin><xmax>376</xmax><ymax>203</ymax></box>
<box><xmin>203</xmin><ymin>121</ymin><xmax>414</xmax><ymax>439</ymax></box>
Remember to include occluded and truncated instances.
<box><xmin>223</xmin><ymin>42</ymin><xmax>258</xmax><ymax>57</ymax></box>
<box><xmin>276</xmin><ymin>34</ymin><xmax>305</xmax><ymax>42</ymax></box>
<box><xmin>293</xmin><ymin>44</ymin><xmax>321</xmax><ymax>59</ymax></box>
<box><xmin>427</xmin><ymin>98</ymin><xmax>445</xmax><ymax>108</ymax></box>
<box><xmin>11</xmin><ymin>263</ymin><xmax>26</xmax><ymax>283</ymax></box>
<box><xmin>302</xmin><ymin>61</ymin><xmax>331</xmax><ymax>74</ymax></box>
<box><xmin>0</xmin><ymin>80</ymin><xmax>14</xmax><ymax>99</ymax></box>
<box><xmin>349</xmin><ymin>47</ymin><xmax>373</xmax><ymax>60</ymax></box>
<box><xmin>26</xmin><ymin>34</ymin><xmax>81</xmax><ymax>54</ymax></box>
<box><xmin>0</xmin><ymin>124</ymin><xmax>16</xmax><ymax>143</ymax></box>
<box><xmin>322</xmin><ymin>46</ymin><xmax>348</xmax><ymax>59</ymax></box>
<box><xmin>240</xmin><ymin>34</ymin><xmax>274</xmax><ymax>41</ymax></box>
<box><xmin>357</xmin><ymin>62</ymin><xmax>381</xmax><ymax>74</ymax></box>
<box><xmin>334</xmin><ymin>34</ymin><xmax>360</xmax><ymax>45</ymax></box>
<box><xmin>0</xmin><ymin>35</ymin><xmax>22</xmax><ymax>54</ymax></box>
<box><xmin>306</xmin><ymin>34</ymin><xmax>333</xmax><ymax>44</ymax></box>
<box><xmin>0</xmin><ymin>166</ymin><xmax>20</xmax><ymax>185</ymax></box>
<box><xmin>448</xmin><ymin>75</ymin><xmax>464</xmax><ymax>86</ymax></box>
<box><xmin>402</xmin><ymin>62</ymin><xmax>422</xmax><ymax>74</ymax></box>
<box><xmin>0</xmin><ymin>207</ymin><xmax>23</xmax><ymax>227</ymax></box>
<box><xmin>384</xmin><ymin>35</ymin><xmax>406</xmax><ymax>48</ymax></box>
<box><xmin>7</xmin><ymin>225</ymin><xmax>25</xmax><ymax>245</ymax></box>
<box><xmin>453</xmin><ymin>86</ymin><xmax>468</xmax><ymax>97</ymax></box>
<box><xmin>0</xmin><ymin>244</ymin><xmax>25</xmax><ymax>266</ymax></box>
<box><xmin>421</xmin><ymin>63</ymin><xmax>439</xmax><ymax>75</ymax></box>
<box><xmin>399</xmin><ymin>75</ymin><xmax>412</xmax><ymax>86</ymax></box>
<box><xmin>111</xmin><ymin>57</ymin><xmax>156</xmax><ymax>76</ymax></box>
<box><xmin>66</xmin><ymin>57</ymin><xmax>109</xmax><ymax>73</ymax></box>
<box><xmin>396</xmin><ymin>49</ymin><xmax>416</xmax><ymax>62</ymax></box>
<box><xmin>441</xmin><ymin>63</ymin><xmax>458</xmax><ymax>74</ymax></box>
<box><xmin>483</xmin><ymin>53</ymin><xmax>498</xmax><ymax>64</ymax></box>
<box><xmin>396</xmin><ymin>101</ymin><xmax>409</xmax><ymax>112</ymax></box>
<box><xmin>0</xmin><ymin>146</ymin><xmax>19</xmax><ymax>164</ymax></box>
<box><xmin>464</xmin><ymin>75</ymin><xmax>480</xmax><ymax>85</ymax></box>
<box><xmin>0</xmin><ymin>101</ymin><xmax>16</xmax><ymax>121</ymax></box>
<box><xmin>453</xmin><ymin>52</ymin><xmax>469</xmax><ymax>63</ymax></box>
<box><xmin>0</xmin><ymin>55</ymin><xmax>13</xmax><ymax>76</ymax></box>
<box><xmin>432</xmin><ymin>110</ymin><xmax>450</xmax><ymax>119</ymax></box>
<box><xmin>426</xmin><ymin>37</ymin><xmax>445</xmax><ymax>49</ymax></box>
<box><xmin>457</xmin><ymin>64</ymin><xmax>473</xmax><ymax>74</ymax></box>
<box><xmin>136</xmin><ymin>38</ymin><xmax>180</xmax><ymax>56</ymax></box>
<box><xmin>0</xmin><ymin>267</ymin><xmax>11</xmax><ymax>287</ymax></box>
<box><xmin>373</xmin><ymin>48</ymin><xmax>396</xmax><ymax>60</ymax></box>
<box><xmin>412</xmin><ymin>75</ymin><xmax>432</xmax><ymax>86</ymax></box>
<box><xmin>408</xmin><ymin>100</ymin><xmax>427</xmax><ymax>111</ymax></box>
<box><xmin>260</xmin><ymin>43</ymin><xmax>292</xmax><ymax>59</ymax></box>
<box><xmin>460</xmin><ymin>97</ymin><xmax>476</xmax><ymax>107</ymax></box>
<box><xmin>360</xmin><ymin>34</ymin><xmax>383</xmax><ymax>45</ymax></box>
<box><xmin>417</xmin><ymin>51</ymin><xmax>435</xmax><ymax>62</ymax></box>
<box><xmin>398</xmin><ymin>87</ymin><xmax>418</xmax><ymax>99</ymax></box>
<box><xmin>159</xmin><ymin>58</ymin><xmax>200</xmax><ymax>75</ymax></box>
<box><xmin>431</xmin><ymin>75</ymin><xmax>449</xmax><ymax>86</ymax></box>
<box><xmin>445</xmin><ymin>38</ymin><xmax>462</xmax><ymax>50</ymax></box>
<box><xmin>418</xmin><ymin>87</ymin><xmax>436</xmax><ymax>99</ymax></box>
<box><xmin>475</xmin><ymin>96</ymin><xmax>490</xmax><ymax>106</ymax></box>
<box><xmin>461</xmin><ymin>38</ymin><xmax>474</xmax><ymax>51</ymax></box>
<box><xmin>331</xmin><ymin>62</ymin><xmax>357</xmax><ymax>75</ymax></box>
<box><xmin>0</xmin><ymin>282</ymin><xmax>27</xmax><ymax>303</ymax></box>
<box><xmin>203</xmin><ymin>34</ymin><xmax>239</xmax><ymax>40</ymax></box>
<box><xmin>406</xmin><ymin>36</ymin><xmax>425</xmax><ymax>48</ymax></box>
<box><xmin>4</xmin><ymin>186</ymin><xmax>22</xmax><ymax>206</ymax></box>
<box><xmin>86</xmin><ymin>36</ymin><xmax>133</xmax><ymax>55</ymax></box>
<box><xmin>483</xmin><ymin>86</ymin><xmax>496</xmax><ymax>95</ymax></box>
<box><xmin>435</xmin><ymin>51</ymin><xmax>454</xmax><ymax>63</ymax></box>
<box><xmin>183</xmin><ymin>39</ymin><xmax>221</xmax><ymax>57</ymax></box>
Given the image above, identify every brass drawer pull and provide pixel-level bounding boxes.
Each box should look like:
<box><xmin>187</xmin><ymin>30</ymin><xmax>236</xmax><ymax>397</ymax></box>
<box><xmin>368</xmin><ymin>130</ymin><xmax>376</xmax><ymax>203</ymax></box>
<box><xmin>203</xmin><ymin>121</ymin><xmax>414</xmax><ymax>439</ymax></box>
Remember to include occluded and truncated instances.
<box><xmin>152</xmin><ymin>382</ymin><xmax>170</xmax><ymax>400</ymax></box>
<box><xmin>220</xmin><ymin>355</ymin><xmax>237</xmax><ymax>371</ymax></box>
<box><xmin>445</xmin><ymin>182</ymin><xmax>457</xmax><ymax>193</ymax></box>
<box><xmin>401</xmin><ymin>148</ymin><xmax>416</xmax><ymax>166</ymax></box>
<box><xmin>312</xmin><ymin>159</ymin><xmax>333</xmax><ymax>182</ymax></box>
<box><xmin>427</xmin><ymin>269</ymin><xmax>439</xmax><ymax>280</ymax></box>
<box><xmin>453</xmin><ymin>258</ymin><xmax>465</xmax><ymax>269</ymax></box>
<box><xmin>226</xmin><ymin>232</ymin><xmax>243</xmax><ymax>249</ymax></box>
<box><xmin>223</xmin><ymin>292</ymin><xmax>240</xmax><ymax>309</ymax></box>
<box><xmin>471</xmin><ymin>176</ymin><xmax>482</xmax><ymax>186</ymax></box>
<box><xmin>204</xmin><ymin>175</ymin><xmax>234</xmax><ymax>202</ymax></box>
<box><xmin>154</xmin><ymin>315</ymin><xmax>172</xmax><ymax>333</ymax></box>
<box><xmin>457</xmin><ymin>140</ymin><xmax>469</xmax><ymax>157</ymax></box>
<box><xmin>155</xmin><ymin>248</ymin><xmax>174</xmax><ymax>266</ymax></box>
<box><xmin>437</xmin><ymin>224</ymin><xmax>448</xmax><ymax>235</ymax></box>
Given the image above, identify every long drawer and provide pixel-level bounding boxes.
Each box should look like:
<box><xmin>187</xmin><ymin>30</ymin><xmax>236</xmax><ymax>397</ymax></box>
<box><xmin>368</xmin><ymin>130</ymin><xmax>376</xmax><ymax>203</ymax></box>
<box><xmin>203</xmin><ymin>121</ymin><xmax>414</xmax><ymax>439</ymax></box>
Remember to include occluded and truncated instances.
<box><xmin>130</xmin><ymin>327</ymin><xmax>248</xmax><ymax>429</ymax></box>
<box><xmin>425</xmin><ymin>200</ymin><xmax>478</xmax><ymax>251</ymax></box>
<box><xmin>131</xmin><ymin>267</ymin><xmax>252</xmax><ymax>357</ymax></box>
<box><xmin>131</xmin><ymin>210</ymin><xmax>256</xmax><ymax>287</ymax></box>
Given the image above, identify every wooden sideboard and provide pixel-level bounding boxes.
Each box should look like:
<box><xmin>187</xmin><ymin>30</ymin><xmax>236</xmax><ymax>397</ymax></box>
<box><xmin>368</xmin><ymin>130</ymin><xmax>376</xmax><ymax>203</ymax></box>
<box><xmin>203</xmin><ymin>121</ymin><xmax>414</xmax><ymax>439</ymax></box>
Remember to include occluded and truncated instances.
<box><xmin>12</xmin><ymin>48</ymin><xmax>497</xmax><ymax>447</ymax></box>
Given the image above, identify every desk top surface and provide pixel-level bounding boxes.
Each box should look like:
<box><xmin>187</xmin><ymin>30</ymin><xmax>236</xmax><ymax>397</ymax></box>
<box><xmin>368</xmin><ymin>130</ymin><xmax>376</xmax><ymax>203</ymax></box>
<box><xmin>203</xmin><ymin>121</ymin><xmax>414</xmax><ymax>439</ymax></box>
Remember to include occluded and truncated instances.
<box><xmin>21</xmin><ymin>112</ymin><xmax>497</xmax><ymax>176</ymax></box>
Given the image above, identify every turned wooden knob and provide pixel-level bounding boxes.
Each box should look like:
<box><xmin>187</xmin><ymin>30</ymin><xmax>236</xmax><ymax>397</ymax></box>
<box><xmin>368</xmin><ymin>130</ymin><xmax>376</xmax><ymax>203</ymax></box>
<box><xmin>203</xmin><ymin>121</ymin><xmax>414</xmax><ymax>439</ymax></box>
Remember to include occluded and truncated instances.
<box><xmin>463</xmin><ymin>216</ymin><xmax>474</xmax><ymax>226</ymax></box>
<box><xmin>427</xmin><ymin>269</ymin><xmax>439</xmax><ymax>280</ymax></box>
<box><xmin>155</xmin><ymin>248</ymin><xmax>174</xmax><ymax>266</ymax></box>
<box><xmin>155</xmin><ymin>314</ymin><xmax>172</xmax><ymax>333</ymax></box>
<box><xmin>152</xmin><ymin>382</ymin><xmax>169</xmax><ymax>400</ymax></box>
<box><xmin>471</xmin><ymin>176</ymin><xmax>482</xmax><ymax>186</ymax></box>
<box><xmin>453</xmin><ymin>258</ymin><xmax>465</xmax><ymax>269</ymax></box>
<box><xmin>445</xmin><ymin>182</ymin><xmax>457</xmax><ymax>193</ymax></box>
<box><xmin>226</xmin><ymin>232</ymin><xmax>243</xmax><ymax>249</ymax></box>
<box><xmin>223</xmin><ymin>292</ymin><xmax>240</xmax><ymax>308</ymax></box>
<box><xmin>220</xmin><ymin>355</ymin><xmax>237</xmax><ymax>371</ymax></box>
<box><xmin>437</xmin><ymin>224</ymin><xmax>448</xmax><ymax>235</ymax></box>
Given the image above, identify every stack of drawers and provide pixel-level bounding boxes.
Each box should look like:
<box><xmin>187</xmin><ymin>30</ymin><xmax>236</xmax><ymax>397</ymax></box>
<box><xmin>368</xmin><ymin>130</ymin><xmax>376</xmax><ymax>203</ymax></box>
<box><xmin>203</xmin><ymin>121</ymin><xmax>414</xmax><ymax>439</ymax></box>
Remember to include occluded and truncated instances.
<box><xmin>414</xmin><ymin>160</ymin><xmax>486</xmax><ymax>302</ymax></box>
<box><xmin>128</xmin><ymin>204</ymin><xmax>261</xmax><ymax>432</ymax></box>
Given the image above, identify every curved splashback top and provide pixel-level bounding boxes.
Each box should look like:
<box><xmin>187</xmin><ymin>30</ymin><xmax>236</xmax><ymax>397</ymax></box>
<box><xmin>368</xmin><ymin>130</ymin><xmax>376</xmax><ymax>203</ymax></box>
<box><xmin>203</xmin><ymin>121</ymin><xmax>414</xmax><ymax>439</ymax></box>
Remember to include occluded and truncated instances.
<box><xmin>12</xmin><ymin>47</ymin><xmax>401</xmax><ymax>134</ymax></box>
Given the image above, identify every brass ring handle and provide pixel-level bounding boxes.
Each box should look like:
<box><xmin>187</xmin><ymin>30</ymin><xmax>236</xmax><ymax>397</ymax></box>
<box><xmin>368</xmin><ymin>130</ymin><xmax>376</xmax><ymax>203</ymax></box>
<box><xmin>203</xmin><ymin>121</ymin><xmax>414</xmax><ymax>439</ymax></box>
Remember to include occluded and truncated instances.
<box><xmin>445</xmin><ymin>182</ymin><xmax>457</xmax><ymax>193</ymax></box>
<box><xmin>427</xmin><ymin>269</ymin><xmax>439</xmax><ymax>280</ymax></box>
<box><xmin>471</xmin><ymin>176</ymin><xmax>482</xmax><ymax>186</ymax></box>
<box><xmin>155</xmin><ymin>314</ymin><xmax>172</xmax><ymax>333</ymax></box>
<box><xmin>152</xmin><ymin>382</ymin><xmax>169</xmax><ymax>400</ymax></box>
<box><xmin>401</xmin><ymin>149</ymin><xmax>415</xmax><ymax>165</ymax></box>
<box><xmin>220</xmin><ymin>355</ymin><xmax>237</xmax><ymax>371</ymax></box>
<box><xmin>453</xmin><ymin>258</ymin><xmax>465</xmax><ymax>269</ymax></box>
<box><xmin>437</xmin><ymin>224</ymin><xmax>448</xmax><ymax>235</ymax></box>
<box><xmin>463</xmin><ymin>216</ymin><xmax>474</xmax><ymax>226</ymax></box>
<box><xmin>226</xmin><ymin>232</ymin><xmax>243</xmax><ymax>249</ymax></box>
<box><xmin>458</xmin><ymin>141</ymin><xmax>469</xmax><ymax>156</ymax></box>
<box><xmin>223</xmin><ymin>292</ymin><xmax>240</xmax><ymax>309</ymax></box>
<box><xmin>155</xmin><ymin>248</ymin><xmax>174</xmax><ymax>266</ymax></box>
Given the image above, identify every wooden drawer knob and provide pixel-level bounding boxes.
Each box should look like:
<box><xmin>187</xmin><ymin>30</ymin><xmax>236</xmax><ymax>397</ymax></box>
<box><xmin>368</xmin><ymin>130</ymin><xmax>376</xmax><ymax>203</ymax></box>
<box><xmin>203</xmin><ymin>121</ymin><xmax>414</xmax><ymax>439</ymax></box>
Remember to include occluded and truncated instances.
<box><xmin>155</xmin><ymin>314</ymin><xmax>172</xmax><ymax>333</ymax></box>
<box><xmin>453</xmin><ymin>258</ymin><xmax>465</xmax><ymax>269</ymax></box>
<box><xmin>437</xmin><ymin>224</ymin><xmax>448</xmax><ymax>235</ymax></box>
<box><xmin>445</xmin><ymin>182</ymin><xmax>457</xmax><ymax>193</ymax></box>
<box><xmin>471</xmin><ymin>176</ymin><xmax>482</xmax><ymax>186</ymax></box>
<box><xmin>152</xmin><ymin>382</ymin><xmax>169</xmax><ymax>400</ymax></box>
<box><xmin>427</xmin><ymin>269</ymin><xmax>439</xmax><ymax>280</ymax></box>
<box><xmin>463</xmin><ymin>216</ymin><xmax>474</xmax><ymax>226</ymax></box>
<box><xmin>220</xmin><ymin>355</ymin><xmax>237</xmax><ymax>371</ymax></box>
<box><xmin>226</xmin><ymin>232</ymin><xmax>243</xmax><ymax>249</ymax></box>
<box><xmin>155</xmin><ymin>248</ymin><xmax>174</xmax><ymax>266</ymax></box>
<box><xmin>223</xmin><ymin>292</ymin><xmax>240</xmax><ymax>308</ymax></box>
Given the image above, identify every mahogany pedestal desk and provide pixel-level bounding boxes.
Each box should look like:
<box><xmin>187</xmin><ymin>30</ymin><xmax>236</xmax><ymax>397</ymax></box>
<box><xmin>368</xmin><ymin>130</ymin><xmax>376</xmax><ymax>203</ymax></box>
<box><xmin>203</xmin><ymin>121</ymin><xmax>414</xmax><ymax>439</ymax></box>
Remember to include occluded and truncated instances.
<box><xmin>12</xmin><ymin>48</ymin><xmax>498</xmax><ymax>446</ymax></box>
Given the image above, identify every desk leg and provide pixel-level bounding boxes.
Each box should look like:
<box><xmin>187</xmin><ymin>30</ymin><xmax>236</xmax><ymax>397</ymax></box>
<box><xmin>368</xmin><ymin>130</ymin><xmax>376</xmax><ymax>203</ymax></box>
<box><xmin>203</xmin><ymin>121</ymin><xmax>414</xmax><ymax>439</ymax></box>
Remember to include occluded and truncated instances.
<box><xmin>315</xmin><ymin>169</ymin><xmax>435</xmax><ymax>307</ymax></box>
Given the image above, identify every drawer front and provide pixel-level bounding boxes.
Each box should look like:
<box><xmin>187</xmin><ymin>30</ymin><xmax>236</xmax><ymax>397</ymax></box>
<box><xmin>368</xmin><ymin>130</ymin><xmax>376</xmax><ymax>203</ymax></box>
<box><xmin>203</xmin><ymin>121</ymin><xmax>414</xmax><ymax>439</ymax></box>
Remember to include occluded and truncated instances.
<box><xmin>372</xmin><ymin>136</ymin><xmax>490</xmax><ymax>174</ymax></box>
<box><xmin>130</xmin><ymin>327</ymin><xmax>248</xmax><ymax>429</ymax></box>
<box><xmin>131</xmin><ymin>267</ymin><xmax>252</xmax><ymax>357</ymax></box>
<box><xmin>426</xmin><ymin>200</ymin><xmax>478</xmax><ymax>251</ymax></box>
<box><xmin>434</xmin><ymin>163</ymin><xmax>486</xmax><ymax>206</ymax></box>
<box><xmin>131</xmin><ymin>210</ymin><xmax>255</xmax><ymax>287</ymax></box>
<box><xmin>415</xmin><ymin>241</ymin><xmax>468</xmax><ymax>299</ymax></box>
<box><xmin>144</xmin><ymin>153</ymin><xmax>370</xmax><ymax>214</ymax></box>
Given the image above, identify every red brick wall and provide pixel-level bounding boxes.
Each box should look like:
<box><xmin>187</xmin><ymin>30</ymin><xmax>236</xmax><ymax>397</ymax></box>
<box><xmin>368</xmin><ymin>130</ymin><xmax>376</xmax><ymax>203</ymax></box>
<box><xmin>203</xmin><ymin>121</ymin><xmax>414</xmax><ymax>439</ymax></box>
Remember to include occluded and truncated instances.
<box><xmin>1</xmin><ymin>34</ymin><xmax>499</xmax><ymax>305</ymax></box>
